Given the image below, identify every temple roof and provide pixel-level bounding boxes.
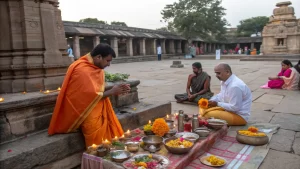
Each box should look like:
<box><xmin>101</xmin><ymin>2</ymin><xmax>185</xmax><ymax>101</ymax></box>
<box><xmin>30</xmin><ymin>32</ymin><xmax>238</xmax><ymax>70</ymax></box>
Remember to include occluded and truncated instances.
<box><xmin>63</xmin><ymin>21</ymin><xmax>186</xmax><ymax>40</ymax></box>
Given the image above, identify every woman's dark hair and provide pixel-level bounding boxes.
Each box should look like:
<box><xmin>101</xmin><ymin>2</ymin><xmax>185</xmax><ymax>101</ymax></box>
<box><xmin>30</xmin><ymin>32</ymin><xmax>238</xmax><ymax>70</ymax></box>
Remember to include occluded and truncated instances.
<box><xmin>298</xmin><ymin>60</ymin><xmax>300</xmax><ymax>65</ymax></box>
<box><xmin>90</xmin><ymin>43</ymin><xmax>116</xmax><ymax>58</ymax></box>
<box><xmin>282</xmin><ymin>60</ymin><xmax>293</xmax><ymax>67</ymax></box>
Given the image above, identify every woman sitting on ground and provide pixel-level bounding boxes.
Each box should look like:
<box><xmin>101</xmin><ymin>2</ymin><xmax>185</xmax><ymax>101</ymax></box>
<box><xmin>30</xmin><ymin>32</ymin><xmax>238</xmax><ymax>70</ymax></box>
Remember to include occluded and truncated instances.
<box><xmin>267</xmin><ymin>60</ymin><xmax>299</xmax><ymax>90</ymax></box>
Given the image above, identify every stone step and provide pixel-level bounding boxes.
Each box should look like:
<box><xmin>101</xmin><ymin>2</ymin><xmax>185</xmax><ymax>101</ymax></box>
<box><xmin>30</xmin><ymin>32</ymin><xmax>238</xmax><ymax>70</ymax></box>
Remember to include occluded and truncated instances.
<box><xmin>0</xmin><ymin>80</ymin><xmax>140</xmax><ymax>144</ymax></box>
<box><xmin>0</xmin><ymin>101</ymin><xmax>171</xmax><ymax>169</ymax></box>
<box><xmin>240</xmin><ymin>58</ymin><xmax>300</xmax><ymax>62</ymax></box>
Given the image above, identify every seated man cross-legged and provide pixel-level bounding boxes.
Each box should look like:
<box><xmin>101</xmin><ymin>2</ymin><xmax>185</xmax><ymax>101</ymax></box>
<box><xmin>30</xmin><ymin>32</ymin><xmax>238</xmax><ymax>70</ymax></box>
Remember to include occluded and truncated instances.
<box><xmin>201</xmin><ymin>63</ymin><xmax>252</xmax><ymax>126</ymax></box>
<box><xmin>175</xmin><ymin>62</ymin><xmax>214</xmax><ymax>103</ymax></box>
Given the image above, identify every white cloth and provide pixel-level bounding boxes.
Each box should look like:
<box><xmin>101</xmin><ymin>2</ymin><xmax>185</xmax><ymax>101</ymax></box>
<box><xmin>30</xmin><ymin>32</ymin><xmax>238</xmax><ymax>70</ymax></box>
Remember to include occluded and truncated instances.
<box><xmin>157</xmin><ymin>46</ymin><xmax>162</xmax><ymax>55</ymax></box>
<box><xmin>210</xmin><ymin>74</ymin><xmax>252</xmax><ymax>122</ymax></box>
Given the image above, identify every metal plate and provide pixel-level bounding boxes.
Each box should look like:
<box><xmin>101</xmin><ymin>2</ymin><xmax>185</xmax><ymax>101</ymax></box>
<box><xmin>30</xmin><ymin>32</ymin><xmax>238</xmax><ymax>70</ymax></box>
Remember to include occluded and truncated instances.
<box><xmin>200</xmin><ymin>155</ymin><xmax>227</xmax><ymax>167</ymax></box>
<box><xmin>122</xmin><ymin>154</ymin><xmax>170</xmax><ymax>169</ymax></box>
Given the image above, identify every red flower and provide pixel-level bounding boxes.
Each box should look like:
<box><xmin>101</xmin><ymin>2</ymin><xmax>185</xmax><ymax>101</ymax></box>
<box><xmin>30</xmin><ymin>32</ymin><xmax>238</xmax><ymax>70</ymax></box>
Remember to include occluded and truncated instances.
<box><xmin>7</xmin><ymin>149</ymin><xmax>12</xmax><ymax>152</ymax></box>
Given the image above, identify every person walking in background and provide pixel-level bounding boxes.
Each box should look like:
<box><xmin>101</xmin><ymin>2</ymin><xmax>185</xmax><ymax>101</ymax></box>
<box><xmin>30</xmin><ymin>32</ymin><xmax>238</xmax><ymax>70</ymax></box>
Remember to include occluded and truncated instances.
<box><xmin>157</xmin><ymin>44</ymin><xmax>162</xmax><ymax>61</ymax></box>
<box><xmin>67</xmin><ymin>45</ymin><xmax>74</xmax><ymax>62</ymax></box>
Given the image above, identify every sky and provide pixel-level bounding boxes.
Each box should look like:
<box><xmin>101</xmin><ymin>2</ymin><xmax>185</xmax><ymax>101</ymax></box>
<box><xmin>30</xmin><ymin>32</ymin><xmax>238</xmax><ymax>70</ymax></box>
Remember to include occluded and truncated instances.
<box><xmin>59</xmin><ymin>0</ymin><xmax>300</xmax><ymax>29</ymax></box>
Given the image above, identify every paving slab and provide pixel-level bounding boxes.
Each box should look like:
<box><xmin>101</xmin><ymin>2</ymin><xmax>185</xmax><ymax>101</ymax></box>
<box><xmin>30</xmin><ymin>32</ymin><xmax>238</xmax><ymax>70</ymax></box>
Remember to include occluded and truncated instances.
<box><xmin>293</xmin><ymin>138</ymin><xmax>300</xmax><ymax>156</ymax></box>
<box><xmin>248</xmin><ymin>110</ymin><xmax>275</xmax><ymax>123</ymax></box>
<box><xmin>251</xmin><ymin>102</ymin><xmax>275</xmax><ymax>112</ymax></box>
<box><xmin>270</xmin><ymin>113</ymin><xmax>300</xmax><ymax>131</ymax></box>
<box><xmin>272</xmin><ymin>96</ymin><xmax>300</xmax><ymax>115</ymax></box>
<box><xmin>254</xmin><ymin>94</ymin><xmax>284</xmax><ymax>105</ymax></box>
<box><xmin>259</xmin><ymin>149</ymin><xmax>300</xmax><ymax>169</ymax></box>
<box><xmin>251</xmin><ymin>91</ymin><xmax>266</xmax><ymax>101</ymax></box>
<box><xmin>296</xmin><ymin>132</ymin><xmax>300</xmax><ymax>138</ymax></box>
<box><xmin>269</xmin><ymin>129</ymin><xmax>295</xmax><ymax>152</ymax></box>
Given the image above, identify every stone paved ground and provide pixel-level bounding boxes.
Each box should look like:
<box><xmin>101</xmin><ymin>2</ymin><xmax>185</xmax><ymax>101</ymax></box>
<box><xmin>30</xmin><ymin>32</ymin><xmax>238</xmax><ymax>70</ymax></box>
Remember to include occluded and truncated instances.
<box><xmin>106</xmin><ymin>59</ymin><xmax>300</xmax><ymax>169</ymax></box>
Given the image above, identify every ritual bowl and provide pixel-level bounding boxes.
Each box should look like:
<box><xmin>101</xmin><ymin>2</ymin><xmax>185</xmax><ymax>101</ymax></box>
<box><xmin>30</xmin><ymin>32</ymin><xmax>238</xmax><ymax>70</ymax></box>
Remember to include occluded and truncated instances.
<box><xmin>110</xmin><ymin>150</ymin><xmax>131</xmax><ymax>163</ymax></box>
<box><xmin>164</xmin><ymin>129</ymin><xmax>177</xmax><ymax>138</ymax></box>
<box><xmin>125</xmin><ymin>141</ymin><xmax>140</xmax><ymax>152</ymax></box>
<box><xmin>163</xmin><ymin>137</ymin><xmax>194</xmax><ymax>154</ymax></box>
<box><xmin>142</xmin><ymin>135</ymin><xmax>163</xmax><ymax>147</ymax></box>
<box><xmin>236</xmin><ymin>131</ymin><xmax>269</xmax><ymax>146</ymax></box>
<box><xmin>194</xmin><ymin>128</ymin><xmax>211</xmax><ymax>138</ymax></box>
<box><xmin>144</xmin><ymin>130</ymin><xmax>155</xmax><ymax>135</ymax></box>
<box><xmin>166</xmin><ymin>120</ymin><xmax>174</xmax><ymax>129</ymax></box>
<box><xmin>175</xmin><ymin>132</ymin><xmax>199</xmax><ymax>142</ymax></box>
<box><xmin>207</xmin><ymin>119</ymin><xmax>227</xmax><ymax>130</ymax></box>
<box><xmin>97</xmin><ymin>146</ymin><xmax>109</xmax><ymax>157</ymax></box>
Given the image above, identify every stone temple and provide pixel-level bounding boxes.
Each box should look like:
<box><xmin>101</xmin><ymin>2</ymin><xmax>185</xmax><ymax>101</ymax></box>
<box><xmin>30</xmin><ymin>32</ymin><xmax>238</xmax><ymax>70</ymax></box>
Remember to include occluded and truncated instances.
<box><xmin>261</xmin><ymin>1</ymin><xmax>300</xmax><ymax>54</ymax></box>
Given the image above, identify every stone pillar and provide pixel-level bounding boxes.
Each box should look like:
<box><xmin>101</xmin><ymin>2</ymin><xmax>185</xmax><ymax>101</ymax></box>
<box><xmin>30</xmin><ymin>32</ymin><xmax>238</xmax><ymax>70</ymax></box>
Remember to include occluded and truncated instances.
<box><xmin>204</xmin><ymin>43</ymin><xmax>207</xmax><ymax>53</ymax></box>
<box><xmin>161</xmin><ymin>39</ymin><xmax>166</xmax><ymax>54</ymax></box>
<box><xmin>0</xmin><ymin>0</ymin><xmax>71</xmax><ymax>93</ymax></box>
<box><xmin>126</xmin><ymin>38</ymin><xmax>133</xmax><ymax>56</ymax></box>
<box><xmin>221</xmin><ymin>44</ymin><xmax>225</xmax><ymax>50</ymax></box>
<box><xmin>110</xmin><ymin>37</ymin><xmax>118</xmax><ymax>57</ymax></box>
<box><xmin>73</xmin><ymin>35</ymin><xmax>80</xmax><ymax>59</ymax></box>
<box><xmin>93</xmin><ymin>36</ymin><xmax>100</xmax><ymax>48</ymax></box>
<box><xmin>169</xmin><ymin>40</ymin><xmax>175</xmax><ymax>54</ymax></box>
<box><xmin>152</xmin><ymin>39</ymin><xmax>157</xmax><ymax>55</ymax></box>
<box><xmin>176</xmin><ymin>40</ymin><xmax>182</xmax><ymax>54</ymax></box>
<box><xmin>251</xmin><ymin>42</ymin><xmax>255</xmax><ymax>49</ymax></box>
<box><xmin>139</xmin><ymin>38</ymin><xmax>146</xmax><ymax>56</ymax></box>
<box><xmin>213</xmin><ymin>43</ymin><xmax>216</xmax><ymax>52</ymax></box>
<box><xmin>209</xmin><ymin>43</ymin><xmax>212</xmax><ymax>53</ymax></box>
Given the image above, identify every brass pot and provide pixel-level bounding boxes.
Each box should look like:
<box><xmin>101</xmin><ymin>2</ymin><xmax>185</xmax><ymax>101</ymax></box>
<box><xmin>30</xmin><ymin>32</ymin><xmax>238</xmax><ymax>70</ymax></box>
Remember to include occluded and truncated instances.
<box><xmin>142</xmin><ymin>135</ymin><xmax>163</xmax><ymax>147</ymax></box>
<box><xmin>163</xmin><ymin>138</ymin><xmax>194</xmax><ymax>154</ymax></box>
<box><xmin>236</xmin><ymin>131</ymin><xmax>269</xmax><ymax>146</ymax></box>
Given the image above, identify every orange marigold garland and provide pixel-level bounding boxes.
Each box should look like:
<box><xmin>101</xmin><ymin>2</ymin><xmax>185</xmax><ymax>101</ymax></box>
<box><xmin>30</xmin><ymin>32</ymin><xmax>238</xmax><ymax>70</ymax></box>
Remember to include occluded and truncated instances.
<box><xmin>151</xmin><ymin>118</ymin><xmax>169</xmax><ymax>137</ymax></box>
<box><xmin>198</xmin><ymin>98</ymin><xmax>209</xmax><ymax>109</ymax></box>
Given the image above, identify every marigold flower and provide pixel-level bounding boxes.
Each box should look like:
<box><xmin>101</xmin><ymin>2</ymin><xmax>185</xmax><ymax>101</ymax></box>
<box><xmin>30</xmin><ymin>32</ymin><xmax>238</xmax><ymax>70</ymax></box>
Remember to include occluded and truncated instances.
<box><xmin>198</xmin><ymin>98</ymin><xmax>209</xmax><ymax>109</ymax></box>
<box><xmin>151</xmin><ymin>118</ymin><xmax>169</xmax><ymax>137</ymax></box>
<box><xmin>248</xmin><ymin>126</ymin><xmax>258</xmax><ymax>132</ymax></box>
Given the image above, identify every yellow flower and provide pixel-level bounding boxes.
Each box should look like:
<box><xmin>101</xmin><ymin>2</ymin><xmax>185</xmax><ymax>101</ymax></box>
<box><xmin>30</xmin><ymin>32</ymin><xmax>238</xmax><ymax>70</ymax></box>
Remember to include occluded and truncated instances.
<box><xmin>133</xmin><ymin>107</ymin><xmax>137</xmax><ymax>111</ymax></box>
<box><xmin>151</xmin><ymin>118</ymin><xmax>169</xmax><ymax>137</ymax></box>
<box><xmin>207</xmin><ymin>155</ymin><xmax>225</xmax><ymax>165</ymax></box>
<box><xmin>238</xmin><ymin>130</ymin><xmax>266</xmax><ymax>137</ymax></box>
<box><xmin>137</xmin><ymin>162</ymin><xmax>147</xmax><ymax>167</ymax></box>
<box><xmin>148</xmin><ymin>154</ymin><xmax>152</xmax><ymax>158</ymax></box>
<box><xmin>198</xmin><ymin>98</ymin><xmax>209</xmax><ymax>109</ymax></box>
<box><xmin>143</xmin><ymin>124</ymin><xmax>152</xmax><ymax>131</ymax></box>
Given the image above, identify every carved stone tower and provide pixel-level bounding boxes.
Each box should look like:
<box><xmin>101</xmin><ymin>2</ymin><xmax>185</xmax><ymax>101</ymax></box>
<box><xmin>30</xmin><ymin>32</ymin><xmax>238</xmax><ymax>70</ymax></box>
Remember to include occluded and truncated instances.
<box><xmin>0</xmin><ymin>0</ymin><xmax>71</xmax><ymax>94</ymax></box>
<box><xmin>261</xmin><ymin>1</ymin><xmax>300</xmax><ymax>54</ymax></box>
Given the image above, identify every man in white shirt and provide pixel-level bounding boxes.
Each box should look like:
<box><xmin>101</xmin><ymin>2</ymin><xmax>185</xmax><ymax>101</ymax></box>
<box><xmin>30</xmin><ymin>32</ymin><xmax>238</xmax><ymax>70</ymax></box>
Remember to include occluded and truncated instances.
<box><xmin>157</xmin><ymin>45</ymin><xmax>162</xmax><ymax>61</ymax></box>
<box><xmin>201</xmin><ymin>63</ymin><xmax>252</xmax><ymax>125</ymax></box>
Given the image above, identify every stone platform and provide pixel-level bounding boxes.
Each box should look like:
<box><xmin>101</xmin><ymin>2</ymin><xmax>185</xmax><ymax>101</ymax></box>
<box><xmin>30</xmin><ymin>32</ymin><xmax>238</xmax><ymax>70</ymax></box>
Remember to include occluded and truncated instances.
<box><xmin>240</xmin><ymin>54</ymin><xmax>300</xmax><ymax>62</ymax></box>
<box><xmin>0</xmin><ymin>101</ymin><xmax>170</xmax><ymax>169</ymax></box>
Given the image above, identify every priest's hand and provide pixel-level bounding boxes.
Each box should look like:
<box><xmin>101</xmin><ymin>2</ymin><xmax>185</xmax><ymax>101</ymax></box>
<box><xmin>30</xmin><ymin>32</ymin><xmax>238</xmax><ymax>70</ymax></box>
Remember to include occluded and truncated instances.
<box><xmin>208</xmin><ymin>101</ymin><xmax>218</xmax><ymax>108</ymax></box>
<box><xmin>111</xmin><ymin>84</ymin><xmax>131</xmax><ymax>95</ymax></box>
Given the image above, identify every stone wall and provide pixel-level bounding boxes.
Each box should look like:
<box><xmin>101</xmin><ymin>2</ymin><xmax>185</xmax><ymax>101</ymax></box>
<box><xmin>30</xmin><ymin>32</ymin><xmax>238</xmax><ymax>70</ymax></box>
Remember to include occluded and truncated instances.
<box><xmin>0</xmin><ymin>80</ymin><xmax>140</xmax><ymax>144</ymax></box>
<box><xmin>0</xmin><ymin>0</ymin><xmax>71</xmax><ymax>94</ymax></box>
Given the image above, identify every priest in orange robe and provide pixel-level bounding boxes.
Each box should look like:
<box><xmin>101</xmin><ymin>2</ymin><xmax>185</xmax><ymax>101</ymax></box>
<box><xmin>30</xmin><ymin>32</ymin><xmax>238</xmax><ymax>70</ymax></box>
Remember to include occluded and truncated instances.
<box><xmin>48</xmin><ymin>44</ymin><xmax>130</xmax><ymax>147</ymax></box>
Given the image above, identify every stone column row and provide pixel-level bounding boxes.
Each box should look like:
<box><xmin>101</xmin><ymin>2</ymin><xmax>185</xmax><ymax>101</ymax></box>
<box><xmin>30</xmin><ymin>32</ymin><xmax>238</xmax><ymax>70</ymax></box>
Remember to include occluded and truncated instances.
<box><xmin>72</xmin><ymin>35</ymin><xmax>186</xmax><ymax>57</ymax></box>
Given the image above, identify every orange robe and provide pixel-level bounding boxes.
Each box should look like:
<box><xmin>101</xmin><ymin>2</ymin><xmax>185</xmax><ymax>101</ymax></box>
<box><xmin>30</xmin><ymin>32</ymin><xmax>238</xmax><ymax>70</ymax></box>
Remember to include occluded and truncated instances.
<box><xmin>48</xmin><ymin>54</ymin><xmax>124</xmax><ymax>147</ymax></box>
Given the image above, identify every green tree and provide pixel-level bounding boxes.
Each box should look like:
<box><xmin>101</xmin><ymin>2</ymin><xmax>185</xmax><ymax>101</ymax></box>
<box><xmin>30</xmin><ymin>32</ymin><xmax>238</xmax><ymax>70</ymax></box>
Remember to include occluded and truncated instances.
<box><xmin>111</xmin><ymin>21</ymin><xmax>128</xmax><ymax>27</ymax></box>
<box><xmin>79</xmin><ymin>18</ymin><xmax>107</xmax><ymax>24</ymax></box>
<box><xmin>161</xmin><ymin>0</ymin><xmax>229</xmax><ymax>42</ymax></box>
<box><xmin>237</xmin><ymin>16</ymin><xmax>269</xmax><ymax>37</ymax></box>
<box><xmin>156</xmin><ymin>22</ymin><xmax>176</xmax><ymax>33</ymax></box>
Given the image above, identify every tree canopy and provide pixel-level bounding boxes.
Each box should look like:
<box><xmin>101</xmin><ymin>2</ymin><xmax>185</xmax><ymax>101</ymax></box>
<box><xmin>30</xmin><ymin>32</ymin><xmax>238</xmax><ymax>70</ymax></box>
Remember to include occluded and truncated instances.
<box><xmin>161</xmin><ymin>0</ymin><xmax>229</xmax><ymax>41</ymax></box>
<box><xmin>111</xmin><ymin>21</ymin><xmax>128</xmax><ymax>27</ymax></box>
<box><xmin>237</xmin><ymin>16</ymin><xmax>269</xmax><ymax>37</ymax></box>
<box><xmin>79</xmin><ymin>18</ymin><xmax>107</xmax><ymax>24</ymax></box>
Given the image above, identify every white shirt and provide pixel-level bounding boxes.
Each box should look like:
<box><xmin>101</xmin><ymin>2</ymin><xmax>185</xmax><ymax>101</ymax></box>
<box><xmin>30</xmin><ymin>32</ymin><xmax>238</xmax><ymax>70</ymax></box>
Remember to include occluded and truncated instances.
<box><xmin>210</xmin><ymin>74</ymin><xmax>252</xmax><ymax>122</ymax></box>
<box><xmin>157</xmin><ymin>46</ymin><xmax>162</xmax><ymax>54</ymax></box>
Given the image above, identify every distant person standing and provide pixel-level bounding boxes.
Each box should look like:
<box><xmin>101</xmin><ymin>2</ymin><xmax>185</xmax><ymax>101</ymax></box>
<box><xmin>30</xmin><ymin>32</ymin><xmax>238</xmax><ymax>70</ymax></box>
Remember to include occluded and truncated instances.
<box><xmin>67</xmin><ymin>45</ymin><xmax>74</xmax><ymax>62</ymax></box>
<box><xmin>157</xmin><ymin>44</ymin><xmax>162</xmax><ymax>61</ymax></box>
